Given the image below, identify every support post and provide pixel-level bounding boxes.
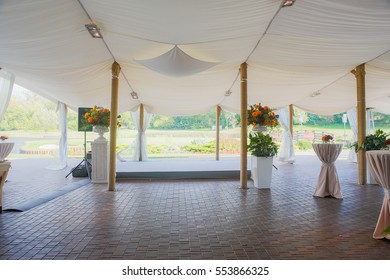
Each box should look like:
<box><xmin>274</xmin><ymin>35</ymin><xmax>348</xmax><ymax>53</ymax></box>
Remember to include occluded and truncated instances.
<box><xmin>108</xmin><ymin>61</ymin><xmax>121</xmax><ymax>191</ymax></box>
<box><xmin>352</xmin><ymin>64</ymin><xmax>366</xmax><ymax>185</ymax></box>
<box><xmin>139</xmin><ymin>103</ymin><xmax>144</xmax><ymax>161</ymax></box>
<box><xmin>289</xmin><ymin>104</ymin><xmax>294</xmax><ymax>138</ymax></box>
<box><xmin>216</xmin><ymin>105</ymin><xmax>222</xmax><ymax>161</ymax></box>
<box><xmin>240</xmin><ymin>63</ymin><xmax>248</xmax><ymax>189</ymax></box>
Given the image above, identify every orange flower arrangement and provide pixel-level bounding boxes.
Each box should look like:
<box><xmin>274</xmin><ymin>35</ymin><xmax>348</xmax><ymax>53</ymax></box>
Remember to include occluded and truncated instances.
<box><xmin>322</xmin><ymin>134</ymin><xmax>333</xmax><ymax>143</ymax></box>
<box><xmin>0</xmin><ymin>135</ymin><xmax>8</xmax><ymax>141</ymax></box>
<box><xmin>84</xmin><ymin>105</ymin><xmax>121</xmax><ymax>127</ymax></box>
<box><xmin>247</xmin><ymin>103</ymin><xmax>279</xmax><ymax>128</ymax></box>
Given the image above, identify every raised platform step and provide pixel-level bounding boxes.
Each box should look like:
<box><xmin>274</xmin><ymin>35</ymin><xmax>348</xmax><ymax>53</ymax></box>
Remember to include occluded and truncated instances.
<box><xmin>116</xmin><ymin>157</ymin><xmax>251</xmax><ymax>180</ymax></box>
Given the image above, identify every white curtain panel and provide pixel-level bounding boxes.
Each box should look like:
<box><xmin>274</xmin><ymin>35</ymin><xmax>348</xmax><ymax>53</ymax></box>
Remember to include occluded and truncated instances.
<box><xmin>117</xmin><ymin>107</ymin><xmax>153</xmax><ymax>161</ymax></box>
<box><xmin>347</xmin><ymin>108</ymin><xmax>358</xmax><ymax>163</ymax></box>
<box><xmin>130</xmin><ymin>105</ymin><xmax>153</xmax><ymax>161</ymax></box>
<box><xmin>276</xmin><ymin>107</ymin><xmax>295</xmax><ymax>163</ymax></box>
<box><xmin>135</xmin><ymin>46</ymin><xmax>218</xmax><ymax>77</ymax></box>
<box><xmin>366</xmin><ymin>110</ymin><xmax>375</xmax><ymax>135</ymax></box>
<box><xmin>47</xmin><ymin>102</ymin><xmax>68</xmax><ymax>170</ymax></box>
<box><xmin>0</xmin><ymin>69</ymin><xmax>15</xmax><ymax>121</ymax></box>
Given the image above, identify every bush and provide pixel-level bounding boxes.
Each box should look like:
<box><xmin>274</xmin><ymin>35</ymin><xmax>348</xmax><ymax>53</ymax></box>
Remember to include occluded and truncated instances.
<box><xmin>182</xmin><ymin>141</ymin><xmax>216</xmax><ymax>153</ymax></box>
<box><xmin>147</xmin><ymin>144</ymin><xmax>168</xmax><ymax>154</ymax></box>
<box><xmin>295</xmin><ymin>140</ymin><xmax>312</xmax><ymax>151</ymax></box>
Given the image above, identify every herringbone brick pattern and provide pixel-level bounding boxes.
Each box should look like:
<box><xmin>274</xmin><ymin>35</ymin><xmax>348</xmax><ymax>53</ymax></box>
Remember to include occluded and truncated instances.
<box><xmin>0</xmin><ymin>156</ymin><xmax>389</xmax><ymax>259</ymax></box>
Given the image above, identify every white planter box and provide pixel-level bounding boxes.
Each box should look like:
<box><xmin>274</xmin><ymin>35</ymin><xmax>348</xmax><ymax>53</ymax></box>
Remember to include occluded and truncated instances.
<box><xmin>251</xmin><ymin>156</ymin><xmax>273</xmax><ymax>189</ymax></box>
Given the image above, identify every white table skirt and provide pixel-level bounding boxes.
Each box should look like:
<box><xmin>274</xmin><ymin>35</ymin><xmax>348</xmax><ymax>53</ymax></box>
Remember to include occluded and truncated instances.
<box><xmin>366</xmin><ymin>150</ymin><xmax>390</xmax><ymax>240</ymax></box>
<box><xmin>312</xmin><ymin>143</ymin><xmax>343</xmax><ymax>199</ymax></box>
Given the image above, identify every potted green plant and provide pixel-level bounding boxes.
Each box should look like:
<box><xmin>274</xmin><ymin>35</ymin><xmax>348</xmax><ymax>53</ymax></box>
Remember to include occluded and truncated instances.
<box><xmin>246</xmin><ymin>102</ymin><xmax>280</xmax><ymax>189</ymax></box>
<box><xmin>248</xmin><ymin>132</ymin><xmax>278</xmax><ymax>157</ymax></box>
<box><xmin>351</xmin><ymin>129</ymin><xmax>389</xmax><ymax>152</ymax></box>
<box><xmin>351</xmin><ymin>129</ymin><xmax>390</xmax><ymax>184</ymax></box>
<box><xmin>248</xmin><ymin>132</ymin><xmax>278</xmax><ymax>189</ymax></box>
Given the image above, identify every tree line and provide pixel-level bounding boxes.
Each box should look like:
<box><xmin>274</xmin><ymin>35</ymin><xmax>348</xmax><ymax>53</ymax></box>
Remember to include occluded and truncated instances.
<box><xmin>1</xmin><ymin>91</ymin><xmax>389</xmax><ymax>131</ymax></box>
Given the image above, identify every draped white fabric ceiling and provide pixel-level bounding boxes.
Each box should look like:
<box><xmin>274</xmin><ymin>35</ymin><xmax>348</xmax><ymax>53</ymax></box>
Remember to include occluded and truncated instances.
<box><xmin>1</xmin><ymin>0</ymin><xmax>390</xmax><ymax>116</ymax></box>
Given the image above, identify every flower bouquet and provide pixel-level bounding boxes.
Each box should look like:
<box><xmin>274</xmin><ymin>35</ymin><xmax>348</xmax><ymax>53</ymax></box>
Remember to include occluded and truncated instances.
<box><xmin>322</xmin><ymin>134</ymin><xmax>333</xmax><ymax>143</ymax></box>
<box><xmin>247</xmin><ymin>103</ymin><xmax>279</xmax><ymax>129</ymax></box>
<box><xmin>84</xmin><ymin>105</ymin><xmax>121</xmax><ymax>128</ymax></box>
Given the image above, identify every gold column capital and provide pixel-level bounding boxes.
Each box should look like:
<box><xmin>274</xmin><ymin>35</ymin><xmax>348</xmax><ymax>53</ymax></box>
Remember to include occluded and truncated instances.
<box><xmin>240</xmin><ymin>63</ymin><xmax>247</xmax><ymax>81</ymax></box>
<box><xmin>112</xmin><ymin>61</ymin><xmax>121</xmax><ymax>78</ymax></box>
<box><xmin>351</xmin><ymin>64</ymin><xmax>365</xmax><ymax>77</ymax></box>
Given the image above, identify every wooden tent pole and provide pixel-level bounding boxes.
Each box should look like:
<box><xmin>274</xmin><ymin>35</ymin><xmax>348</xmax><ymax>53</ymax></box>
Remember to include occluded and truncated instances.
<box><xmin>289</xmin><ymin>104</ymin><xmax>294</xmax><ymax>138</ymax></box>
<box><xmin>351</xmin><ymin>64</ymin><xmax>366</xmax><ymax>185</ymax></box>
<box><xmin>240</xmin><ymin>63</ymin><xmax>248</xmax><ymax>189</ymax></box>
<box><xmin>108</xmin><ymin>61</ymin><xmax>121</xmax><ymax>191</ymax></box>
<box><xmin>216</xmin><ymin>105</ymin><xmax>222</xmax><ymax>161</ymax></box>
<box><xmin>139</xmin><ymin>103</ymin><xmax>144</xmax><ymax>161</ymax></box>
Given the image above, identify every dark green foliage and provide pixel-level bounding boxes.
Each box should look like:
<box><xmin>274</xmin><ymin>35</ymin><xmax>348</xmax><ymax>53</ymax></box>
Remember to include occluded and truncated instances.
<box><xmin>150</xmin><ymin>110</ymin><xmax>240</xmax><ymax>130</ymax></box>
<box><xmin>247</xmin><ymin>132</ymin><xmax>278</xmax><ymax>157</ymax></box>
<box><xmin>351</xmin><ymin>129</ymin><xmax>390</xmax><ymax>152</ymax></box>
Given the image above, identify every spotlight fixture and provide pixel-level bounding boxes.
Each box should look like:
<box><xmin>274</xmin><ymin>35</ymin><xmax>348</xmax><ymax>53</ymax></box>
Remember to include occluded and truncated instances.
<box><xmin>130</xmin><ymin>91</ymin><xmax>138</xmax><ymax>99</ymax></box>
<box><xmin>85</xmin><ymin>23</ymin><xmax>103</xmax><ymax>38</ymax></box>
<box><xmin>282</xmin><ymin>0</ymin><xmax>296</xmax><ymax>7</ymax></box>
<box><xmin>224</xmin><ymin>90</ymin><xmax>232</xmax><ymax>96</ymax></box>
<box><xmin>311</xmin><ymin>92</ymin><xmax>321</xmax><ymax>97</ymax></box>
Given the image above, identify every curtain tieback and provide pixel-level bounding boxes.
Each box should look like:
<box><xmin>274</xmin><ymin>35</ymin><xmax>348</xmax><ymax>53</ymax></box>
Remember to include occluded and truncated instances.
<box><xmin>322</xmin><ymin>162</ymin><xmax>334</xmax><ymax>167</ymax></box>
<box><xmin>384</xmin><ymin>188</ymin><xmax>390</xmax><ymax>199</ymax></box>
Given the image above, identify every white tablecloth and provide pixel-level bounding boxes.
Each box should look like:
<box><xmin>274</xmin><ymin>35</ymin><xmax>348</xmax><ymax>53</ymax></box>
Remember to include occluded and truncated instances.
<box><xmin>312</xmin><ymin>143</ymin><xmax>343</xmax><ymax>199</ymax></box>
<box><xmin>0</xmin><ymin>160</ymin><xmax>11</xmax><ymax>213</ymax></box>
<box><xmin>366</xmin><ymin>150</ymin><xmax>390</xmax><ymax>239</ymax></box>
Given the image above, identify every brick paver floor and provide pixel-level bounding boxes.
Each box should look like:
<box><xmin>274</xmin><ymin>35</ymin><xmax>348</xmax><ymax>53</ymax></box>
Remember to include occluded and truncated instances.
<box><xmin>0</xmin><ymin>155</ymin><xmax>389</xmax><ymax>259</ymax></box>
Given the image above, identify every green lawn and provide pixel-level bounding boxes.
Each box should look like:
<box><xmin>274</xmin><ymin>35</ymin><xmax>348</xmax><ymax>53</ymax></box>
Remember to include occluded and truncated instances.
<box><xmin>3</xmin><ymin>125</ymin><xmax>389</xmax><ymax>159</ymax></box>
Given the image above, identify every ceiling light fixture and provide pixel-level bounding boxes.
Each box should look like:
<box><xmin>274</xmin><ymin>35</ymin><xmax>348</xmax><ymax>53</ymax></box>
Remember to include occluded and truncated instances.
<box><xmin>130</xmin><ymin>91</ymin><xmax>138</xmax><ymax>99</ymax></box>
<box><xmin>282</xmin><ymin>0</ymin><xmax>296</xmax><ymax>7</ymax></box>
<box><xmin>85</xmin><ymin>23</ymin><xmax>103</xmax><ymax>38</ymax></box>
<box><xmin>311</xmin><ymin>92</ymin><xmax>321</xmax><ymax>97</ymax></box>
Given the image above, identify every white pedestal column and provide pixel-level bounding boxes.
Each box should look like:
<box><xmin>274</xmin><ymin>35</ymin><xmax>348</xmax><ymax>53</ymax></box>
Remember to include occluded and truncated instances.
<box><xmin>91</xmin><ymin>137</ymin><xmax>108</xmax><ymax>184</ymax></box>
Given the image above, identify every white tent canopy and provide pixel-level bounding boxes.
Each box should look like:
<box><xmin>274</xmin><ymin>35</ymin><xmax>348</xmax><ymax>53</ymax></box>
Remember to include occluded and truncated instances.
<box><xmin>1</xmin><ymin>0</ymin><xmax>390</xmax><ymax>116</ymax></box>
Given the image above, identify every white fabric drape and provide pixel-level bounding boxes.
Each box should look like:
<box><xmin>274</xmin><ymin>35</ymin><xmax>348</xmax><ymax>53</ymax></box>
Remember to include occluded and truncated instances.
<box><xmin>47</xmin><ymin>102</ymin><xmax>68</xmax><ymax>170</ymax></box>
<box><xmin>117</xmin><ymin>105</ymin><xmax>154</xmax><ymax>162</ymax></box>
<box><xmin>131</xmin><ymin>106</ymin><xmax>153</xmax><ymax>161</ymax></box>
<box><xmin>0</xmin><ymin>69</ymin><xmax>15</xmax><ymax>121</ymax></box>
<box><xmin>347</xmin><ymin>108</ymin><xmax>358</xmax><ymax>163</ymax></box>
<box><xmin>347</xmin><ymin>108</ymin><xmax>377</xmax><ymax>183</ymax></box>
<box><xmin>366</xmin><ymin>110</ymin><xmax>375</xmax><ymax>135</ymax></box>
<box><xmin>3</xmin><ymin>2</ymin><xmax>390</xmax><ymax>116</ymax></box>
<box><xmin>276</xmin><ymin>107</ymin><xmax>295</xmax><ymax>163</ymax></box>
<box><xmin>135</xmin><ymin>45</ymin><xmax>218</xmax><ymax>77</ymax></box>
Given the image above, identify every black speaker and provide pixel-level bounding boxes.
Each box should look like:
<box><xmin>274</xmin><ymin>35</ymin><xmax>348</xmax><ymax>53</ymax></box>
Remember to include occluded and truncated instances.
<box><xmin>78</xmin><ymin>107</ymin><xmax>93</xmax><ymax>132</ymax></box>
